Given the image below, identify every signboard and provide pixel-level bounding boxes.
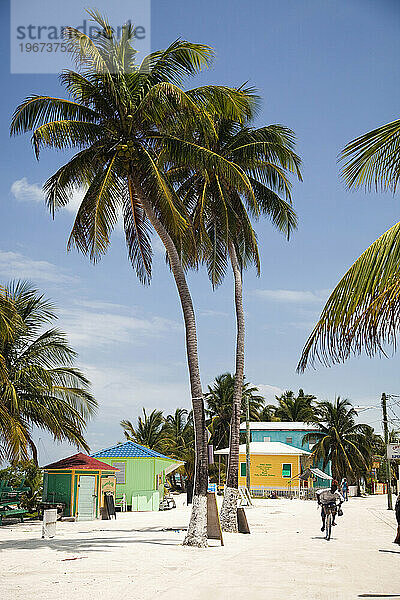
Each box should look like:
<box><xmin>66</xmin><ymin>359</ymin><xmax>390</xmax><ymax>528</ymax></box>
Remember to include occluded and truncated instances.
<box><xmin>388</xmin><ymin>444</ymin><xmax>400</xmax><ymax>460</ymax></box>
<box><xmin>208</xmin><ymin>482</ymin><xmax>217</xmax><ymax>493</ymax></box>
<box><xmin>374</xmin><ymin>482</ymin><xmax>386</xmax><ymax>495</ymax></box>
<box><xmin>207</xmin><ymin>492</ymin><xmax>224</xmax><ymax>546</ymax></box>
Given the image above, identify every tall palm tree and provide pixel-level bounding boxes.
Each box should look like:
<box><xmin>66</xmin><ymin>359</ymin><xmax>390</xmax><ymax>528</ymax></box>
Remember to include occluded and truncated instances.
<box><xmin>298</xmin><ymin>119</ymin><xmax>400</xmax><ymax>371</ymax></box>
<box><xmin>10</xmin><ymin>12</ymin><xmax>255</xmax><ymax>546</ymax></box>
<box><xmin>171</xmin><ymin>117</ymin><xmax>301</xmax><ymax>530</ymax></box>
<box><xmin>121</xmin><ymin>408</ymin><xmax>164</xmax><ymax>450</ymax></box>
<box><xmin>304</xmin><ymin>397</ymin><xmax>373</xmax><ymax>481</ymax></box>
<box><xmin>0</xmin><ymin>281</ymin><xmax>96</xmax><ymax>463</ymax></box>
<box><xmin>205</xmin><ymin>373</ymin><xmax>264</xmax><ymax>450</ymax></box>
<box><xmin>275</xmin><ymin>389</ymin><xmax>316</xmax><ymax>422</ymax></box>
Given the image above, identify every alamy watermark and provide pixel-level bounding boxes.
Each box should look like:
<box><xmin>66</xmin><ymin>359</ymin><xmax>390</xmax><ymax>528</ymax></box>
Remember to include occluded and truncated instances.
<box><xmin>10</xmin><ymin>0</ymin><xmax>151</xmax><ymax>74</ymax></box>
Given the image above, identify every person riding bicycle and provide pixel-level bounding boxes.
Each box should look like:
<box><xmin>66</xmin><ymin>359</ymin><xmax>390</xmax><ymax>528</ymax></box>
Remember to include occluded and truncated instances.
<box><xmin>316</xmin><ymin>480</ymin><xmax>344</xmax><ymax>532</ymax></box>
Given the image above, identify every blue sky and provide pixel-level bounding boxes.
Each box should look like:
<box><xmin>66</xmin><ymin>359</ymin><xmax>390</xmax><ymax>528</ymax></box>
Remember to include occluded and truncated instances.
<box><xmin>1</xmin><ymin>0</ymin><xmax>399</xmax><ymax>463</ymax></box>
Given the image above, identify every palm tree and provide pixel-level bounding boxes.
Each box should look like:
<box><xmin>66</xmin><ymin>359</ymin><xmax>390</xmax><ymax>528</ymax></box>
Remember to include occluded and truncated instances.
<box><xmin>171</xmin><ymin>117</ymin><xmax>301</xmax><ymax>529</ymax></box>
<box><xmin>162</xmin><ymin>408</ymin><xmax>195</xmax><ymax>488</ymax></box>
<box><xmin>121</xmin><ymin>408</ymin><xmax>164</xmax><ymax>450</ymax></box>
<box><xmin>304</xmin><ymin>397</ymin><xmax>373</xmax><ymax>482</ymax></box>
<box><xmin>0</xmin><ymin>289</ymin><xmax>25</xmax><ymax>460</ymax></box>
<box><xmin>10</xmin><ymin>12</ymin><xmax>255</xmax><ymax>546</ymax></box>
<box><xmin>0</xmin><ymin>281</ymin><xmax>96</xmax><ymax>463</ymax></box>
<box><xmin>205</xmin><ymin>373</ymin><xmax>264</xmax><ymax>450</ymax></box>
<box><xmin>258</xmin><ymin>404</ymin><xmax>278</xmax><ymax>421</ymax></box>
<box><xmin>372</xmin><ymin>428</ymin><xmax>400</xmax><ymax>456</ymax></box>
<box><xmin>298</xmin><ymin>119</ymin><xmax>400</xmax><ymax>371</ymax></box>
<box><xmin>275</xmin><ymin>389</ymin><xmax>316</xmax><ymax>421</ymax></box>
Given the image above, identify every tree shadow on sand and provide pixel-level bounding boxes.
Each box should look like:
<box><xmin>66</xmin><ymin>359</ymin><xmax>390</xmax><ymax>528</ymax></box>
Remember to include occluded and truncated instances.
<box><xmin>0</xmin><ymin>534</ymin><xmax>180</xmax><ymax>554</ymax></box>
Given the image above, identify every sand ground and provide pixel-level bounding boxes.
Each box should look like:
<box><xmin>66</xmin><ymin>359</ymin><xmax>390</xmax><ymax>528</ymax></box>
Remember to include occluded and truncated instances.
<box><xmin>1</xmin><ymin>494</ymin><xmax>399</xmax><ymax>600</ymax></box>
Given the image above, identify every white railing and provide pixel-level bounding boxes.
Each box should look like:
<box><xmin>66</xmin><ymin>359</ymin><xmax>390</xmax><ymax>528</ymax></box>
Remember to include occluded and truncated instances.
<box><xmin>249</xmin><ymin>486</ymin><xmax>317</xmax><ymax>500</ymax></box>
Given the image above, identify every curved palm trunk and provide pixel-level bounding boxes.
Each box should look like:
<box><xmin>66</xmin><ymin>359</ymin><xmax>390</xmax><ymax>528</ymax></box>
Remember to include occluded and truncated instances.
<box><xmin>136</xmin><ymin>188</ymin><xmax>208</xmax><ymax>547</ymax></box>
<box><xmin>220</xmin><ymin>241</ymin><xmax>245</xmax><ymax>532</ymax></box>
<box><xmin>29</xmin><ymin>438</ymin><xmax>39</xmax><ymax>466</ymax></box>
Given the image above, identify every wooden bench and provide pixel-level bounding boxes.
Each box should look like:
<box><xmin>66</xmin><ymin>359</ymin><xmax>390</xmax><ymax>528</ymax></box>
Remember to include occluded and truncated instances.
<box><xmin>0</xmin><ymin>507</ymin><xmax>26</xmax><ymax>525</ymax></box>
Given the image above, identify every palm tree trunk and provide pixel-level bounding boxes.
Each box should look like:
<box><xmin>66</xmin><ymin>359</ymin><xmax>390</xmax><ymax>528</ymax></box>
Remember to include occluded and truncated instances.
<box><xmin>136</xmin><ymin>189</ymin><xmax>208</xmax><ymax>547</ymax></box>
<box><xmin>28</xmin><ymin>438</ymin><xmax>39</xmax><ymax>466</ymax></box>
<box><xmin>220</xmin><ymin>241</ymin><xmax>245</xmax><ymax>532</ymax></box>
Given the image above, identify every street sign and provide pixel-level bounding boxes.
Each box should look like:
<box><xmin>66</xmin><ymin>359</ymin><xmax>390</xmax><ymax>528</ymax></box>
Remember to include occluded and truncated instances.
<box><xmin>388</xmin><ymin>443</ymin><xmax>400</xmax><ymax>459</ymax></box>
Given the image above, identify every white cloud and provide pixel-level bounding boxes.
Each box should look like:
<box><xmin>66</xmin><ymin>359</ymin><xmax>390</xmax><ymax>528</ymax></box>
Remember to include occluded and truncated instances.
<box><xmin>10</xmin><ymin>177</ymin><xmax>44</xmax><ymax>203</ymax></box>
<box><xmin>59</xmin><ymin>301</ymin><xmax>181</xmax><ymax>348</ymax></box>
<box><xmin>10</xmin><ymin>178</ymin><xmax>84</xmax><ymax>214</ymax></box>
<box><xmin>253</xmin><ymin>288</ymin><xmax>329</xmax><ymax>303</ymax></box>
<box><xmin>83</xmin><ymin>363</ymin><xmax>190</xmax><ymax>417</ymax></box>
<box><xmin>0</xmin><ymin>250</ymin><xmax>77</xmax><ymax>284</ymax></box>
<box><xmin>254</xmin><ymin>383</ymin><xmax>285</xmax><ymax>403</ymax></box>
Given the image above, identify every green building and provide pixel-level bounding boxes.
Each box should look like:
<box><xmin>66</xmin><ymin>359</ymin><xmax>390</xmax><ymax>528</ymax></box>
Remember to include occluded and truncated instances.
<box><xmin>42</xmin><ymin>453</ymin><xmax>118</xmax><ymax>520</ymax></box>
<box><xmin>91</xmin><ymin>441</ymin><xmax>183</xmax><ymax>511</ymax></box>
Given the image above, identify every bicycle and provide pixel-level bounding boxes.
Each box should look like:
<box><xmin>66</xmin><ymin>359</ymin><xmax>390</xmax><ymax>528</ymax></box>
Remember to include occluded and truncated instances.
<box><xmin>323</xmin><ymin>501</ymin><xmax>342</xmax><ymax>540</ymax></box>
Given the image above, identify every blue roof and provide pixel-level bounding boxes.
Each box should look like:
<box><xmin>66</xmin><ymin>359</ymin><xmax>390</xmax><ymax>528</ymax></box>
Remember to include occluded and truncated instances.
<box><xmin>91</xmin><ymin>440</ymin><xmax>173</xmax><ymax>460</ymax></box>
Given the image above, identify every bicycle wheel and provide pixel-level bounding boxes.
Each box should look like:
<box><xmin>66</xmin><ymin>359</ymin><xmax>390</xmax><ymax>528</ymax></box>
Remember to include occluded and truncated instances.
<box><xmin>325</xmin><ymin>512</ymin><xmax>332</xmax><ymax>540</ymax></box>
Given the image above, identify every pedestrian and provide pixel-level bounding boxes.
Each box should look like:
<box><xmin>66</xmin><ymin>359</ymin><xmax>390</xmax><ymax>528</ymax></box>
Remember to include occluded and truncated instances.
<box><xmin>341</xmin><ymin>477</ymin><xmax>348</xmax><ymax>501</ymax></box>
<box><xmin>394</xmin><ymin>492</ymin><xmax>400</xmax><ymax>544</ymax></box>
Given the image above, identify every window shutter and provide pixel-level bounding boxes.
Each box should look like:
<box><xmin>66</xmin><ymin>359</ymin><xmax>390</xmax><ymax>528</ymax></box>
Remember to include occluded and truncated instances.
<box><xmin>112</xmin><ymin>462</ymin><xmax>126</xmax><ymax>484</ymax></box>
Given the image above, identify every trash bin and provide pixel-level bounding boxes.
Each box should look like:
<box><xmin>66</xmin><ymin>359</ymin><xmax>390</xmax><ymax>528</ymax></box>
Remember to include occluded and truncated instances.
<box><xmin>42</xmin><ymin>508</ymin><xmax>57</xmax><ymax>539</ymax></box>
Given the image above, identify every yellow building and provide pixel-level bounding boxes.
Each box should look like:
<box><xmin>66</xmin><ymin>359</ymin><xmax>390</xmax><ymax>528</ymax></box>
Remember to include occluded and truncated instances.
<box><xmin>215</xmin><ymin>441</ymin><xmax>312</xmax><ymax>493</ymax></box>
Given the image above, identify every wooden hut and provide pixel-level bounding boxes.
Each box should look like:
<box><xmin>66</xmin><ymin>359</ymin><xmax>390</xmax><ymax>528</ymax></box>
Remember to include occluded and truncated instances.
<box><xmin>42</xmin><ymin>453</ymin><xmax>118</xmax><ymax>520</ymax></box>
<box><xmin>92</xmin><ymin>441</ymin><xmax>183</xmax><ymax>511</ymax></box>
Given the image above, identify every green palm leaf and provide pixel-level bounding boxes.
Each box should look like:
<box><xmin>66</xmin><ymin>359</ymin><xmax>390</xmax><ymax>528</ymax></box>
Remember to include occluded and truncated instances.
<box><xmin>0</xmin><ymin>282</ymin><xmax>96</xmax><ymax>462</ymax></box>
<box><xmin>10</xmin><ymin>96</ymin><xmax>99</xmax><ymax>136</ymax></box>
<box><xmin>340</xmin><ymin>119</ymin><xmax>400</xmax><ymax>193</ymax></box>
<box><xmin>298</xmin><ymin>220</ymin><xmax>400</xmax><ymax>370</ymax></box>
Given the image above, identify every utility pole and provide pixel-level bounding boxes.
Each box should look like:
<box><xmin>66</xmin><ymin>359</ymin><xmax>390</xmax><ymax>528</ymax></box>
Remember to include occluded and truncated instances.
<box><xmin>381</xmin><ymin>392</ymin><xmax>393</xmax><ymax>510</ymax></box>
<box><xmin>246</xmin><ymin>395</ymin><xmax>251</xmax><ymax>491</ymax></box>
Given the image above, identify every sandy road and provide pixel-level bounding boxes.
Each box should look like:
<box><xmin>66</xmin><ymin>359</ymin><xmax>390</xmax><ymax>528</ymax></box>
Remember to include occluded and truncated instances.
<box><xmin>0</xmin><ymin>494</ymin><xmax>398</xmax><ymax>600</ymax></box>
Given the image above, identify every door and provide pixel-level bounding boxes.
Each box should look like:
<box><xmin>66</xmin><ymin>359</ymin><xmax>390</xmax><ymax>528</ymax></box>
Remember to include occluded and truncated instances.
<box><xmin>77</xmin><ymin>476</ymin><xmax>96</xmax><ymax>520</ymax></box>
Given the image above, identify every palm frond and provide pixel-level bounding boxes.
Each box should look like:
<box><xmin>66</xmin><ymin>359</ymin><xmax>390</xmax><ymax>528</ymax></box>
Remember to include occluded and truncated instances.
<box><xmin>297</xmin><ymin>220</ymin><xmax>400</xmax><ymax>371</ymax></box>
<box><xmin>67</xmin><ymin>154</ymin><xmax>123</xmax><ymax>260</ymax></box>
<box><xmin>124</xmin><ymin>177</ymin><xmax>153</xmax><ymax>285</ymax></box>
<box><xmin>32</xmin><ymin>120</ymin><xmax>102</xmax><ymax>158</ymax></box>
<box><xmin>141</xmin><ymin>40</ymin><xmax>214</xmax><ymax>85</ymax></box>
<box><xmin>340</xmin><ymin>119</ymin><xmax>400</xmax><ymax>193</ymax></box>
<box><xmin>43</xmin><ymin>144</ymin><xmax>108</xmax><ymax>215</ymax></box>
<box><xmin>10</xmin><ymin>96</ymin><xmax>99</xmax><ymax>136</ymax></box>
<box><xmin>249</xmin><ymin>178</ymin><xmax>298</xmax><ymax>238</ymax></box>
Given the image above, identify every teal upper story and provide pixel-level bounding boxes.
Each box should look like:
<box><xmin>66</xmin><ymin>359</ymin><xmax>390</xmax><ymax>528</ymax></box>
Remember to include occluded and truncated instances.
<box><xmin>240</xmin><ymin>422</ymin><xmax>319</xmax><ymax>452</ymax></box>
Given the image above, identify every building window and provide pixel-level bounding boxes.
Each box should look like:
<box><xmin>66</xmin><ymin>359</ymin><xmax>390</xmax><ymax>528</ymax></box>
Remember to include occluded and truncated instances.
<box><xmin>282</xmin><ymin>463</ymin><xmax>292</xmax><ymax>478</ymax></box>
<box><xmin>263</xmin><ymin>436</ymin><xmax>271</xmax><ymax>442</ymax></box>
<box><xmin>112</xmin><ymin>462</ymin><xmax>126</xmax><ymax>484</ymax></box>
<box><xmin>286</xmin><ymin>437</ymin><xmax>293</xmax><ymax>444</ymax></box>
<box><xmin>240</xmin><ymin>463</ymin><xmax>247</xmax><ymax>477</ymax></box>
